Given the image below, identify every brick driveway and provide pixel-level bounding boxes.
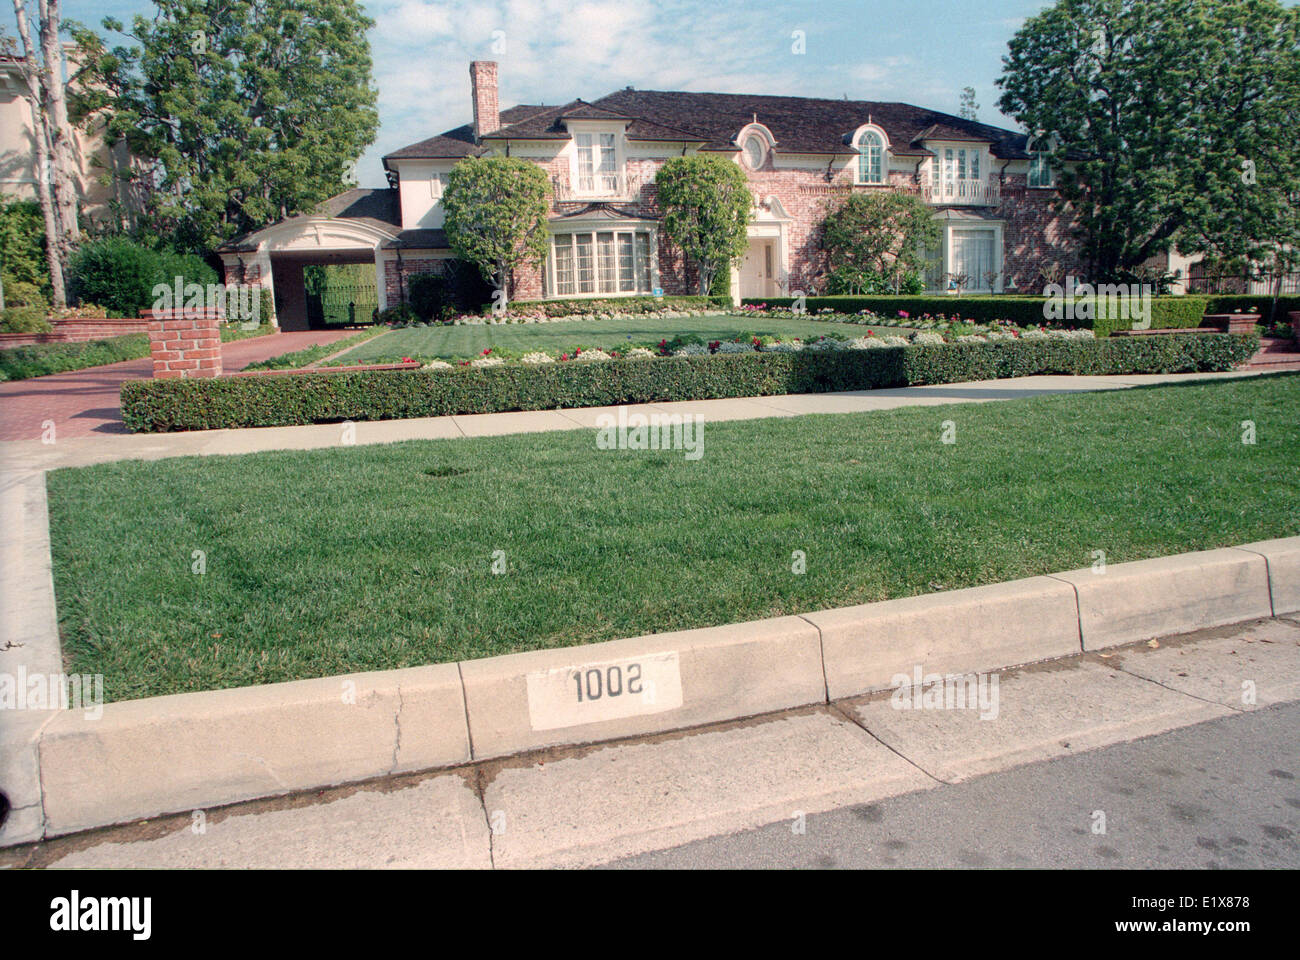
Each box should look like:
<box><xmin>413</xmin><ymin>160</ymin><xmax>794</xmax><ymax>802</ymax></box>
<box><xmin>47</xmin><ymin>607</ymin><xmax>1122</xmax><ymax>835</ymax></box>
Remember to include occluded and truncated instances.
<box><xmin>0</xmin><ymin>329</ymin><xmax>357</xmax><ymax>442</ymax></box>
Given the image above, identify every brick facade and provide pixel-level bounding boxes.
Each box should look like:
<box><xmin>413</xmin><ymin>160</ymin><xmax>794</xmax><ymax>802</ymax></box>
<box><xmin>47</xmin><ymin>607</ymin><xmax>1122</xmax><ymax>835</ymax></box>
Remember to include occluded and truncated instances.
<box><xmin>144</xmin><ymin>308</ymin><xmax>223</xmax><ymax>379</ymax></box>
<box><xmin>495</xmin><ymin>148</ymin><xmax>1082</xmax><ymax>300</ymax></box>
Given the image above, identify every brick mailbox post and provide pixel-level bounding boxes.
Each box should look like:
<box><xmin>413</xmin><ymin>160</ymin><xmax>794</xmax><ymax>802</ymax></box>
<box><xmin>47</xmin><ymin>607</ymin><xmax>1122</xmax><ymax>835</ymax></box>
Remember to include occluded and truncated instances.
<box><xmin>143</xmin><ymin>308</ymin><xmax>223</xmax><ymax>379</ymax></box>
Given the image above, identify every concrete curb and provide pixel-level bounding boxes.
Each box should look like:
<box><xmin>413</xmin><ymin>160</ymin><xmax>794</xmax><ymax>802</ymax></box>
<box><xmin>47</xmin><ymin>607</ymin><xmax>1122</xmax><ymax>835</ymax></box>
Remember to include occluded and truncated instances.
<box><xmin>3</xmin><ymin>536</ymin><xmax>1296</xmax><ymax>843</ymax></box>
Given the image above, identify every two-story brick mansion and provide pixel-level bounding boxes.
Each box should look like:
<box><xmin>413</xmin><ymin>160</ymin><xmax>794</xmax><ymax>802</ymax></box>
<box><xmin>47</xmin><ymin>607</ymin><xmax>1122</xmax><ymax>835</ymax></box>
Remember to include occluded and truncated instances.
<box><xmin>219</xmin><ymin>60</ymin><xmax>1089</xmax><ymax>329</ymax></box>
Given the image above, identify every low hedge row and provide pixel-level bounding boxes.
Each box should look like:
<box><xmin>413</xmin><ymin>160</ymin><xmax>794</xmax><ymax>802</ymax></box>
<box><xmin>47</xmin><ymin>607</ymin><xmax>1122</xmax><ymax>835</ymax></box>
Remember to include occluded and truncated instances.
<box><xmin>1204</xmin><ymin>294</ymin><xmax>1300</xmax><ymax>325</ymax></box>
<box><xmin>0</xmin><ymin>333</ymin><xmax>151</xmax><ymax>382</ymax></box>
<box><xmin>498</xmin><ymin>295</ymin><xmax>732</xmax><ymax>317</ymax></box>
<box><xmin>744</xmin><ymin>294</ymin><xmax>1212</xmax><ymax>336</ymax></box>
<box><xmin>120</xmin><ymin>333</ymin><xmax>1259</xmax><ymax>433</ymax></box>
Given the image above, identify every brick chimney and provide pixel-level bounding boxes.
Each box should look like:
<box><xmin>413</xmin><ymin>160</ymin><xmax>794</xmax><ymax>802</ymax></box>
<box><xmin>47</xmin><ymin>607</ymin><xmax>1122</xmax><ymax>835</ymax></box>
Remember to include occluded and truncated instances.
<box><xmin>470</xmin><ymin>61</ymin><xmax>500</xmax><ymax>141</ymax></box>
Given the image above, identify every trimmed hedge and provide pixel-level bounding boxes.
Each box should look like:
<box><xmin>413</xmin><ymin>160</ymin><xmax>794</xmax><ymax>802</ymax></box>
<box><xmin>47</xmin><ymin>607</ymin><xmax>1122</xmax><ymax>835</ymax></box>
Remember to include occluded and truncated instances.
<box><xmin>1204</xmin><ymin>294</ymin><xmax>1300</xmax><ymax>325</ymax></box>
<box><xmin>120</xmin><ymin>333</ymin><xmax>1259</xmax><ymax>433</ymax></box>
<box><xmin>744</xmin><ymin>294</ymin><xmax>1211</xmax><ymax>337</ymax></box>
<box><xmin>499</xmin><ymin>295</ymin><xmax>732</xmax><ymax>317</ymax></box>
<box><xmin>0</xmin><ymin>334</ymin><xmax>151</xmax><ymax>381</ymax></box>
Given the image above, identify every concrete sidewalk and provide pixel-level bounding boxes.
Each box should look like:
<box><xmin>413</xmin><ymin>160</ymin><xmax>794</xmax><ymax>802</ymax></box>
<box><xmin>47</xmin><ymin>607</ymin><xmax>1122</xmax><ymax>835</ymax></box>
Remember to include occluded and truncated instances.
<box><xmin>0</xmin><ymin>369</ymin><xmax>1262</xmax><ymax>474</ymax></box>
<box><xmin>6</xmin><ymin>615</ymin><xmax>1296</xmax><ymax>869</ymax></box>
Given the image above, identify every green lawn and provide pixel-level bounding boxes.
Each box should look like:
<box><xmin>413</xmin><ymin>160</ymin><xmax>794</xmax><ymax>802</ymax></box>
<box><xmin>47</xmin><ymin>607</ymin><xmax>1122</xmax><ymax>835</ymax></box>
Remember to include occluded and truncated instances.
<box><xmin>336</xmin><ymin>313</ymin><xmax>906</xmax><ymax>361</ymax></box>
<box><xmin>46</xmin><ymin>373</ymin><xmax>1300</xmax><ymax>702</ymax></box>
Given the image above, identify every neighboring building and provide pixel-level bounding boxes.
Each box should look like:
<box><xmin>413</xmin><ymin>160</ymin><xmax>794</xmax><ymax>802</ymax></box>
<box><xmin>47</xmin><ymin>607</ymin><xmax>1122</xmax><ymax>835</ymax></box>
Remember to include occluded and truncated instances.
<box><xmin>222</xmin><ymin>60</ymin><xmax>1095</xmax><ymax>327</ymax></box>
<box><xmin>0</xmin><ymin>46</ymin><xmax>138</xmax><ymax>231</ymax></box>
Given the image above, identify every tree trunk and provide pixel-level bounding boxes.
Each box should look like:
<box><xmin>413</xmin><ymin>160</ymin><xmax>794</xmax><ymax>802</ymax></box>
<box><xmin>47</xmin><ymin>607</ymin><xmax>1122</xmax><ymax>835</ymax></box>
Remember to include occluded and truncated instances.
<box><xmin>38</xmin><ymin>0</ymin><xmax>80</xmax><ymax>256</ymax></box>
<box><xmin>12</xmin><ymin>0</ymin><xmax>66</xmax><ymax>307</ymax></box>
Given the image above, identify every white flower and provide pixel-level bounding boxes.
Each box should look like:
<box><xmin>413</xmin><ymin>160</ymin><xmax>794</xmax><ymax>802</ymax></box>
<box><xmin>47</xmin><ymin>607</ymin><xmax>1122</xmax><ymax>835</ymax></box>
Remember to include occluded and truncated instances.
<box><xmin>910</xmin><ymin>331</ymin><xmax>947</xmax><ymax>345</ymax></box>
<box><xmin>673</xmin><ymin>343</ymin><xmax>710</xmax><ymax>356</ymax></box>
<box><xmin>519</xmin><ymin>351</ymin><xmax>556</xmax><ymax>364</ymax></box>
<box><xmin>624</xmin><ymin>347</ymin><xmax>657</xmax><ymax>359</ymax></box>
<box><xmin>985</xmin><ymin>331</ymin><xmax>1017</xmax><ymax>341</ymax></box>
<box><xmin>572</xmin><ymin>348</ymin><xmax>613</xmax><ymax>362</ymax></box>
<box><xmin>880</xmin><ymin>336</ymin><xmax>910</xmax><ymax>347</ymax></box>
<box><xmin>424</xmin><ymin>360</ymin><xmax>453</xmax><ymax>369</ymax></box>
<box><xmin>470</xmin><ymin>355</ymin><xmax>505</xmax><ymax>367</ymax></box>
<box><xmin>763</xmin><ymin>340</ymin><xmax>804</xmax><ymax>353</ymax></box>
<box><xmin>1019</xmin><ymin>328</ymin><xmax>1050</xmax><ymax>340</ymax></box>
<box><xmin>716</xmin><ymin>340</ymin><xmax>754</xmax><ymax>353</ymax></box>
<box><xmin>956</xmin><ymin>334</ymin><xmax>988</xmax><ymax>343</ymax></box>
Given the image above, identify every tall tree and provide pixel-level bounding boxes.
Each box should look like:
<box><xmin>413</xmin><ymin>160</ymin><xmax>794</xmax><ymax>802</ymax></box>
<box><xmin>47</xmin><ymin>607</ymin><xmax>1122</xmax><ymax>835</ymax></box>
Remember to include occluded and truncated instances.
<box><xmin>997</xmin><ymin>0</ymin><xmax>1300</xmax><ymax>282</ymax></box>
<box><xmin>8</xmin><ymin>1</ymin><xmax>78</xmax><ymax>304</ymax></box>
<box><xmin>654</xmin><ymin>156</ymin><xmax>752</xmax><ymax>296</ymax></box>
<box><xmin>441</xmin><ymin>156</ymin><xmax>550</xmax><ymax>308</ymax></box>
<box><xmin>958</xmin><ymin>86</ymin><xmax>979</xmax><ymax>121</ymax></box>
<box><xmin>73</xmin><ymin>0</ymin><xmax>379</xmax><ymax>253</ymax></box>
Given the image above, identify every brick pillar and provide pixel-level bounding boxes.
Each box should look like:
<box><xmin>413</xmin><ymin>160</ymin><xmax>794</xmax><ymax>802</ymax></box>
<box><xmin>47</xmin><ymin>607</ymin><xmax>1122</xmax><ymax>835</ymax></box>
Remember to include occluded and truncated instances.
<box><xmin>143</xmin><ymin>308</ymin><xmax>223</xmax><ymax>379</ymax></box>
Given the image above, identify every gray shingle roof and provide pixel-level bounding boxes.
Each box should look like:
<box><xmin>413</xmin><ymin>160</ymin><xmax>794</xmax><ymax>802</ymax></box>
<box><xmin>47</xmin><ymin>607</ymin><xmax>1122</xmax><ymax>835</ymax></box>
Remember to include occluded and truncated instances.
<box><xmin>384</xmin><ymin>89</ymin><xmax>1032</xmax><ymax>163</ymax></box>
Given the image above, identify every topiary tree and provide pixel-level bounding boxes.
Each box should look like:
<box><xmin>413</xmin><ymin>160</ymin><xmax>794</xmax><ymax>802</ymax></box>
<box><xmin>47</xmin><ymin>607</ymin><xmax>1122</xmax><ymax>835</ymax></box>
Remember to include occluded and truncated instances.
<box><xmin>820</xmin><ymin>191</ymin><xmax>940</xmax><ymax>294</ymax></box>
<box><xmin>654</xmin><ymin>156</ymin><xmax>752</xmax><ymax>296</ymax></box>
<box><xmin>441</xmin><ymin>156</ymin><xmax>550</xmax><ymax>310</ymax></box>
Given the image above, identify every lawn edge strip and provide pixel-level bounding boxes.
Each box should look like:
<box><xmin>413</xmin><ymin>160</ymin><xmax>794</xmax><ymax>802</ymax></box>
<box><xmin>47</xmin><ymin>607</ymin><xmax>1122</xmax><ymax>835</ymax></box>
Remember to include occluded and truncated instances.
<box><xmin>17</xmin><ymin>536</ymin><xmax>1296</xmax><ymax>842</ymax></box>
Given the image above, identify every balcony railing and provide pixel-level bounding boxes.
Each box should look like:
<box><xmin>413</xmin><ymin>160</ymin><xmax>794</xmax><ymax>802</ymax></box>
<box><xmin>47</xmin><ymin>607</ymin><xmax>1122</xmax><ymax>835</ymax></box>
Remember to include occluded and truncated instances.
<box><xmin>920</xmin><ymin>176</ymin><xmax>1000</xmax><ymax>206</ymax></box>
<box><xmin>551</xmin><ymin>170</ymin><xmax>646</xmax><ymax>204</ymax></box>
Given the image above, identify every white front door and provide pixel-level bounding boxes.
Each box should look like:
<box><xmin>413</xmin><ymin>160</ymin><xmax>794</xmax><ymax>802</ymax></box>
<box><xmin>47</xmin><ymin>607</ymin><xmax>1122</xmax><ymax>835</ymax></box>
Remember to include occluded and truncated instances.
<box><xmin>739</xmin><ymin>241</ymin><xmax>774</xmax><ymax>299</ymax></box>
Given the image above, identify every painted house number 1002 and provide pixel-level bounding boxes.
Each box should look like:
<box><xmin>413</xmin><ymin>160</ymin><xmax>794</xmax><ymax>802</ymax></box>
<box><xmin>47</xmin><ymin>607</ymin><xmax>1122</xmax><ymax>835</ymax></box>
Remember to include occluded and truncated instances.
<box><xmin>572</xmin><ymin>663</ymin><xmax>642</xmax><ymax>702</ymax></box>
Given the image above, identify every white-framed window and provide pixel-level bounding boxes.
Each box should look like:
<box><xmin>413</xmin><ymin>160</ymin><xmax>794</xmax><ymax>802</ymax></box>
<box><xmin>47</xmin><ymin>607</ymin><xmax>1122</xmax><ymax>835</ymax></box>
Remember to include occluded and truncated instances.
<box><xmin>925</xmin><ymin>220</ymin><xmax>1004</xmax><ymax>292</ymax></box>
<box><xmin>742</xmin><ymin>135</ymin><xmax>766</xmax><ymax>170</ymax></box>
<box><xmin>1028</xmin><ymin>151</ymin><xmax>1054</xmax><ymax>188</ymax></box>
<box><xmin>575</xmin><ymin>132</ymin><xmax>620</xmax><ymax>195</ymax></box>
<box><xmin>548</xmin><ymin>229</ymin><xmax>657</xmax><ymax>296</ymax></box>
<box><xmin>857</xmin><ymin>129</ymin><xmax>885</xmax><ymax>184</ymax></box>
<box><xmin>429</xmin><ymin>172</ymin><xmax>448</xmax><ymax>199</ymax></box>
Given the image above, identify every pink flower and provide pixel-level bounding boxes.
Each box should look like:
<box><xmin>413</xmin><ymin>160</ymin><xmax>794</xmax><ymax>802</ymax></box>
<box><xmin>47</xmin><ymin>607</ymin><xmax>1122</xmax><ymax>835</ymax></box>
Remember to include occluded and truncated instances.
<box><xmin>898</xmin><ymin>310</ymin><xmax>910</xmax><ymax>318</ymax></box>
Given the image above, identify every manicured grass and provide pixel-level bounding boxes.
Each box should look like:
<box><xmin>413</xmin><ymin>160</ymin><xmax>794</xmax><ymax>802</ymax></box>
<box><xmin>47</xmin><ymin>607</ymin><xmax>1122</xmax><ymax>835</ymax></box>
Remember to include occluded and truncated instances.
<box><xmin>47</xmin><ymin>372</ymin><xmax>1300</xmax><ymax>701</ymax></box>
<box><xmin>240</xmin><ymin>328</ymin><xmax>383</xmax><ymax>370</ymax></box>
<box><xmin>0</xmin><ymin>333</ymin><xmax>150</xmax><ymax>381</ymax></box>
<box><xmin>336</xmin><ymin>314</ymin><xmax>910</xmax><ymax>361</ymax></box>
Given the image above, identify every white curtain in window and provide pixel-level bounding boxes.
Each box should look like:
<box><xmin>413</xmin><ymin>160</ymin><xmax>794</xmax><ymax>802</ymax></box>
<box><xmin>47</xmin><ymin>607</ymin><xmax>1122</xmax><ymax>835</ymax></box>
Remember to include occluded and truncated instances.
<box><xmin>950</xmin><ymin>229</ymin><xmax>996</xmax><ymax>287</ymax></box>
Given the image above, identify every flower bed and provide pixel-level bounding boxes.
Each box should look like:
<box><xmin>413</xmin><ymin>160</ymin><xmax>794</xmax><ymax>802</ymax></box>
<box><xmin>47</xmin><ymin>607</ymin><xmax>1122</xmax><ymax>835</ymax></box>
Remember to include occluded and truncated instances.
<box><xmin>741</xmin><ymin>296</ymin><xmax>1211</xmax><ymax>337</ymax></box>
<box><xmin>120</xmin><ymin>332</ymin><xmax>1259</xmax><ymax>433</ymax></box>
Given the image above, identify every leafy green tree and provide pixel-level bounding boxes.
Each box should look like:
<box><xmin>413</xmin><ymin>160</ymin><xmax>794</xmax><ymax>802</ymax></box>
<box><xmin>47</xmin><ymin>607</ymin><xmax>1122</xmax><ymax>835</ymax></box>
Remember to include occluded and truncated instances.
<box><xmin>820</xmin><ymin>191</ymin><xmax>940</xmax><ymax>294</ymax></box>
<box><xmin>0</xmin><ymin>199</ymin><xmax>52</xmax><ymax>308</ymax></box>
<box><xmin>71</xmin><ymin>0</ymin><xmax>379</xmax><ymax>253</ymax></box>
<box><xmin>997</xmin><ymin>0</ymin><xmax>1300</xmax><ymax>282</ymax></box>
<box><xmin>654</xmin><ymin>156</ymin><xmax>752</xmax><ymax>296</ymax></box>
<box><xmin>441</xmin><ymin>156</ymin><xmax>551</xmax><ymax>308</ymax></box>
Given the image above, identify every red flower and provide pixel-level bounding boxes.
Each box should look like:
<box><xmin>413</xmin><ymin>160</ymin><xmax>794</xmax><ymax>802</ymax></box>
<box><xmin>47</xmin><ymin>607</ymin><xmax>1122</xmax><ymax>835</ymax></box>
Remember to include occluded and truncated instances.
<box><xmin>866</xmin><ymin>329</ymin><xmax>874</xmax><ymax>337</ymax></box>
<box><xmin>481</xmin><ymin>347</ymin><xmax>492</xmax><ymax>355</ymax></box>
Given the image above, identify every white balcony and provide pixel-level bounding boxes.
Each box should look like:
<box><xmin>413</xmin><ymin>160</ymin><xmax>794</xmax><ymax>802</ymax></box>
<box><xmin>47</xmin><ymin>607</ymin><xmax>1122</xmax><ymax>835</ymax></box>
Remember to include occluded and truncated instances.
<box><xmin>921</xmin><ymin>176</ymin><xmax>1000</xmax><ymax>206</ymax></box>
<box><xmin>551</xmin><ymin>170</ymin><xmax>645</xmax><ymax>204</ymax></box>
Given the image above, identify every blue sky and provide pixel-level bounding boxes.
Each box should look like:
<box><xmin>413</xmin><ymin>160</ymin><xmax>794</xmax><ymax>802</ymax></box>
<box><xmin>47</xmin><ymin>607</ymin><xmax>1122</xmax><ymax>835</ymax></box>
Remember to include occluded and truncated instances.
<box><xmin>61</xmin><ymin>0</ymin><xmax>1054</xmax><ymax>187</ymax></box>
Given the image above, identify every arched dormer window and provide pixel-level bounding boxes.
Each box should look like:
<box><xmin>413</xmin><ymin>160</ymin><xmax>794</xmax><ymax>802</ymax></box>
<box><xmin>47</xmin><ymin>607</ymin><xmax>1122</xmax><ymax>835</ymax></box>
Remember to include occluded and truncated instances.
<box><xmin>1026</xmin><ymin>132</ymin><xmax>1057</xmax><ymax>188</ymax></box>
<box><xmin>855</xmin><ymin>126</ymin><xmax>886</xmax><ymax>184</ymax></box>
<box><xmin>736</xmin><ymin>122</ymin><xmax>776</xmax><ymax>172</ymax></box>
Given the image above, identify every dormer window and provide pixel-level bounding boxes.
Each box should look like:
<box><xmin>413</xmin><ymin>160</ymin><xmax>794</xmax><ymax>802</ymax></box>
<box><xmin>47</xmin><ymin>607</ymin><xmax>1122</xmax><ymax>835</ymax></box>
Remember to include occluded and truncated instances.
<box><xmin>1028</xmin><ymin>150</ymin><xmax>1054</xmax><ymax>188</ymax></box>
<box><xmin>856</xmin><ymin>128</ymin><xmax>886</xmax><ymax>184</ymax></box>
<box><xmin>742</xmin><ymin>135</ymin><xmax>765</xmax><ymax>170</ymax></box>
<box><xmin>576</xmin><ymin>132</ymin><xmax>619</xmax><ymax>195</ymax></box>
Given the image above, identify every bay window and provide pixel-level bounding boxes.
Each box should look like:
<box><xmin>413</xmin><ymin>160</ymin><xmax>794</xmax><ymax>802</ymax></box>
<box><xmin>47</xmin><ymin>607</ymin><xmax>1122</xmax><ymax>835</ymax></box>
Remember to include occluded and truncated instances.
<box><xmin>548</xmin><ymin>229</ymin><xmax>657</xmax><ymax>297</ymax></box>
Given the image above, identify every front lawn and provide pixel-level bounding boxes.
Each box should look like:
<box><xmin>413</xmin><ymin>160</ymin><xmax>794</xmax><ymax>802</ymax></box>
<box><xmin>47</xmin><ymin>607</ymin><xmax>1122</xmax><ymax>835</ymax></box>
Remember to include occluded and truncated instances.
<box><xmin>335</xmin><ymin>313</ymin><xmax>911</xmax><ymax>362</ymax></box>
<box><xmin>48</xmin><ymin>373</ymin><xmax>1299</xmax><ymax>701</ymax></box>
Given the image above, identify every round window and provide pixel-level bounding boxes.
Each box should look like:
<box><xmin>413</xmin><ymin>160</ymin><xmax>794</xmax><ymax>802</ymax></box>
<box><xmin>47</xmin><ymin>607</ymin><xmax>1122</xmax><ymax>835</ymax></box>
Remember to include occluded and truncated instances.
<box><xmin>743</xmin><ymin>136</ymin><xmax>764</xmax><ymax>170</ymax></box>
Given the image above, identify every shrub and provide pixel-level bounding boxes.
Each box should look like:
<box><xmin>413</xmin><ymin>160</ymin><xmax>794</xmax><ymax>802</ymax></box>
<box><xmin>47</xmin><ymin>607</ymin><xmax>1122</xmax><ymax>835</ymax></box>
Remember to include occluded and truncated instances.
<box><xmin>0</xmin><ymin>305</ymin><xmax>53</xmax><ymax>334</ymax></box>
<box><xmin>501</xmin><ymin>295</ymin><xmax>730</xmax><ymax>317</ymax></box>
<box><xmin>408</xmin><ymin>272</ymin><xmax>455</xmax><ymax>322</ymax></box>
<box><xmin>1203</xmin><ymin>294</ymin><xmax>1300</xmax><ymax>325</ymax></box>
<box><xmin>67</xmin><ymin>237</ymin><xmax>219</xmax><ymax>317</ymax></box>
<box><xmin>120</xmin><ymin>333</ymin><xmax>1259</xmax><ymax>432</ymax></box>
<box><xmin>0</xmin><ymin>334</ymin><xmax>151</xmax><ymax>381</ymax></box>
